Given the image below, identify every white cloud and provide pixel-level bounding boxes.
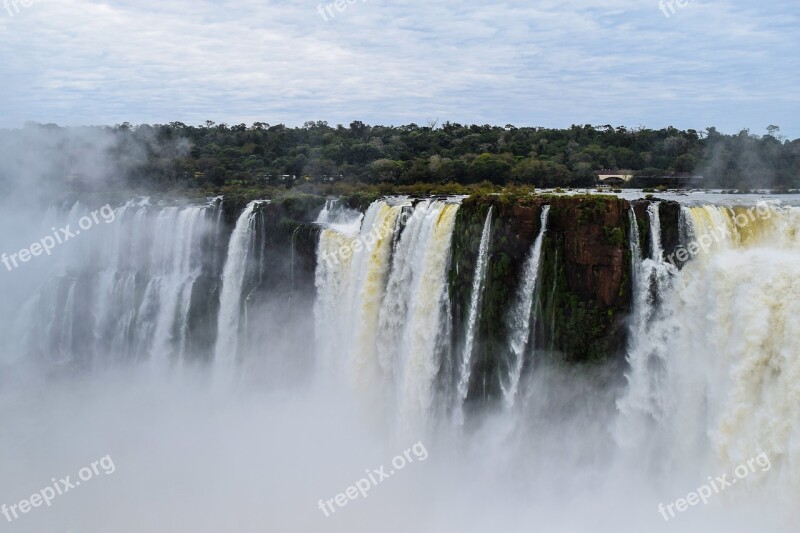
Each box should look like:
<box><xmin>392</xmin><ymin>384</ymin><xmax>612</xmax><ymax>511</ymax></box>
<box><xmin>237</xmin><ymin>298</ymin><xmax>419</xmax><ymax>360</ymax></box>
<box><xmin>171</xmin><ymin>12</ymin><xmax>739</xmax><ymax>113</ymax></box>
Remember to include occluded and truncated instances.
<box><xmin>0</xmin><ymin>0</ymin><xmax>797</xmax><ymax>136</ymax></box>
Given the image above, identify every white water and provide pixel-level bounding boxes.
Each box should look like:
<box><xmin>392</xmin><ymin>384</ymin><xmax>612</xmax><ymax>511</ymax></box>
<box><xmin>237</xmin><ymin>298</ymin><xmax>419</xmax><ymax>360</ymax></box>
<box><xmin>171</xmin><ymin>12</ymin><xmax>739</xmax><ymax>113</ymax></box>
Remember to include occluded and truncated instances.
<box><xmin>617</xmin><ymin>203</ymin><xmax>800</xmax><ymax>518</ymax></box>
<box><xmin>502</xmin><ymin>205</ymin><xmax>550</xmax><ymax>407</ymax></box>
<box><xmin>316</xmin><ymin>198</ymin><xmax>364</xmax><ymax>234</ymax></box>
<box><xmin>616</xmin><ymin>202</ymin><xmax>678</xmax><ymax>451</ymax></box>
<box><xmin>648</xmin><ymin>202</ymin><xmax>664</xmax><ymax>260</ymax></box>
<box><xmin>393</xmin><ymin>201</ymin><xmax>459</xmax><ymax>430</ymax></box>
<box><xmin>148</xmin><ymin>206</ymin><xmax>207</xmax><ymax>370</ymax></box>
<box><xmin>314</xmin><ymin>199</ymin><xmax>406</xmax><ymax>383</ymax></box>
<box><xmin>657</xmin><ymin>205</ymin><xmax>800</xmax><ymax>472</ymax></box>
<box><xmin>2</xmin><ymin>195</ymin><xmax>799</xmax><ymax>532</ymax></box>
<box><xmin>11</xmin><ymin>198</ymin><xmax>219</xmax><ymax>369</ymax></box>
<box><xmin>629</xmin><ymin>206</ymin><xmax>642</xmax><ymax>286</ymax></box>
<box><xmin>691</xmin><ymin>210</ymin><xmax>800</xmax><ymax>487</ymax></box>
<box><xmin>455</xmin><ymin>206</ymin><xmax>493</xmax><ymax>419</ymax></box>
<box><xmin>213</xmin><ymin>201</ymin><xmax>261</xmax><ymax>377</ymax></box>
<box><xmin>315</xmin><ymin>198</ymin><xmax>461</xmax><ymax>432</ymax></box>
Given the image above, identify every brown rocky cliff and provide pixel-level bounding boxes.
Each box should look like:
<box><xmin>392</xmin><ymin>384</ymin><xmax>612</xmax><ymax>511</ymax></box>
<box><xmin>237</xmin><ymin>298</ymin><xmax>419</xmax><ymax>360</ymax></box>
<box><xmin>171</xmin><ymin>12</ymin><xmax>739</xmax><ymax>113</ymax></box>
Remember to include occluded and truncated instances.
<box><xmin>453</xmin><ymin>194</ymin><xmax>633</xmax><ymax>384</ymax></box>
<box><xmin>548</xmin><ymin>197</ymin><xmax>628</xmax><ymax>308</ymax></box>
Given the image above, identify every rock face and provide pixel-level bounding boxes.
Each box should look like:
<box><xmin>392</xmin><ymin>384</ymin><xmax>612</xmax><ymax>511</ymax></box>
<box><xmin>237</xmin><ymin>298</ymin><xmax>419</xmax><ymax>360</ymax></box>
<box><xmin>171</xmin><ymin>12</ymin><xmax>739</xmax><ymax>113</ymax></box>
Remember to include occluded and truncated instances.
<box><xmin>449</xmin><ymin>194</ymin><xmax>694</xmax><ymax>404</ymax></box>
<box><xmin>448</xmin><ymin>194</ymin><xmax>635</xmax><ymax>402</ymax></box>
<box><xmin>221</xmin><ymin>192</ymin><xmax>683</xmax><ymax>403</ymax></box>
<box><xmin>541</xmin><ymin>196</ymin><xmax>631</xmax><ymax>364</ymax></box>
<box><xmin>548</xmin><ymin>196</ymin><xmax>628</xmax><ymax>308</ymax></box>
<box><xmin>217</xmin><ymin>195</ymin><xmax>325</xmax><ymax>372</ymax></box>
<box><xmin>631</xmin><ymin>198</ymin><xmax>685</xmax><ymax>266</ymax></box>
<box><xmin>218</xmin><ymin>195</ymin><xmax>325</xmax><ymax>317</ymax></box>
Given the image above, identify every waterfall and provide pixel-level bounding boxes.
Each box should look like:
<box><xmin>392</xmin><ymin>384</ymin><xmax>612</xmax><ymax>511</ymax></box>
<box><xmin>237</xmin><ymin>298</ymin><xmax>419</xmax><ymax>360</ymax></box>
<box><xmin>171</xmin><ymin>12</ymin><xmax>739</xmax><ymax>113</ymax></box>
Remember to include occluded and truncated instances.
<box><xmin>501</xmin><ymin>205</ymin><xmax>550</xmax><ymax>407</ymax></box>
<box><xmin>393</xmin><ymin>201</ymin><xmax>460</xmax><ymax>429</ymax></box>
<box><xmin>454</xmin><ymin>206</ymin><xmax>494</xmax><ymax>420</ymax></box>
<box><xmin>314</xmin><ymin>198</ymin><xmax>461</xmax><ymax>430</ymax></box>
<box><xmin>616</xmin><ymin>201</ymin><xmax>678</xmax><ymax>449</ymax></box>
<box><xmin>684</xmin><ymin>203</ymin><xmax>781</xmax><ymax>257</ymax></box>
<box><xmin>349</xmin><ymin>202</ymin><xmax>404</xmax><ymax>389</ymax></box>
<box><xmin>314</xmin><ymin>227</ymin><xmax>359</xmax><ymax>377</ymax></box>
<box><xmin>647</xmin><ymin>202</ymin><xmax>664</xmax><ymax>261</ymax></box>
<box><xmin>315</xmin><ymin>197</ymin><xmax>364</xmax><ymax>233</ymax></box>
<box><xmin>6</xmin><ymin>193</ymin><xmax>800</xmax><ymax>530</ymax></box>
<box><xmin>58</xmin><ymin>280</ymin><xmax>77</xmax><ymax>361</ymax></box>
<box><xmin>674</xmin><ymin>204</ymin><xmax>800</xmax><ymax>471</ymax></box>
<box><xmin>628</xmin><ymin>206</ymin><xmax>641</xmax><ymax>287</ymax></box>
<box><xmin>148</xmin><ymin>206</ymin><xmax>207</xmax><ymax>369</ymax></box>
<box><xmin>617</xmin><ymin>202</ymin><xmax>800</xmax><ymax>489</ymax></box>
<box><xmin>314</xmin><ymin>199</ymin><xmax>406</xmax><ymax>381</ymax></box>
<box><xmin>214</xmin><ymin>200</ymin><xmax>261</xmax><ymax>376</ymax></box>
<box><xmin>316</xmin><ymin>198</ymin><xmax>336</xmax><ymax>223</ymax></box>
<box><xmin>17</xmin><ymin>198</ymin><xmax>219</xmax><ymax>368</ymax></box>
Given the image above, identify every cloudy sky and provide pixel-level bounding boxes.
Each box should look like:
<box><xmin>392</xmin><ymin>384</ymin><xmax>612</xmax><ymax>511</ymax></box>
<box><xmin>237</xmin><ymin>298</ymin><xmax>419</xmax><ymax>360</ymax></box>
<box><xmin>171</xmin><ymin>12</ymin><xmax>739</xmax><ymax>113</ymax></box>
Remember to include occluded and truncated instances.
<box><xmin>0</xmin><ymin>0</ymin><xmax>798</xmax><ymax>137</ymax></box>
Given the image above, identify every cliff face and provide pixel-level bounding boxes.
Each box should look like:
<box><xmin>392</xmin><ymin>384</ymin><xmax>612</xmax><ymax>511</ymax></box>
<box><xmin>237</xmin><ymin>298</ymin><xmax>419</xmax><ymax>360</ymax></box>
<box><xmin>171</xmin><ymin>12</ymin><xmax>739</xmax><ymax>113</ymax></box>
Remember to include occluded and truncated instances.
<box><xmin>631</xmin><ymin>198</ymin><xmax>684</xmax><ymax>265</ymax></box>
<box><xmin>547</xmin><ymin>196</ymin><xmax>628</xmax><ymax>308</ymax></box>
<box><xmin>217</xmin><ymin>196</ymin><xmax>324</xmax><ymax>371</ymax></box>
<box><xmin>540</xmin><ymin>196</ymin><xmax>631</xmax><ymax>363</ymax></box>
<box><xmin>219</xmin><ymin>193</ymin><xmax>683</xmax><ymax>403</ymax></box>
<box><xmin>218</xmin><ymin>195</ymin><xmax>325</xmax><ymax>301</ymax></box>
<box><xmin>450</xmin><ymin>195</ymin><xmax>632</xmax><ymax>402</ymax></box>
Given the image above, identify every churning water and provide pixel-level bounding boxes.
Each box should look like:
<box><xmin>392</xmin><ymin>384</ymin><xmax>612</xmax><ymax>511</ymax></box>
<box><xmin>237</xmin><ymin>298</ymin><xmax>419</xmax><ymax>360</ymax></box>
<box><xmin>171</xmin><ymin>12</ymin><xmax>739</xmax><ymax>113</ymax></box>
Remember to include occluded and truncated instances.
<box><xmin>0</xmin><ymin>194</ymin><xmax>798</xmax><ymax>532</ymax></box>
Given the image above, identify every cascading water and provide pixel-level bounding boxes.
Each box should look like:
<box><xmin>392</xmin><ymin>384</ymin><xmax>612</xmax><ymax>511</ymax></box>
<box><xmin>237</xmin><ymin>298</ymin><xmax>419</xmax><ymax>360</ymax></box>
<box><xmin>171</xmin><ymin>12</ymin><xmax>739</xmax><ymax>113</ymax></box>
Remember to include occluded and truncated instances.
<box><xmin>618</xmin><ymin>201</ymin><xmax>800</xmax><ymax>500</ymax></box>
<box><xmin>393</xmin><ymin>201</ymin><xmax>460</xmax><ymax>430</ymax></box>
<box><xmin>501</xmin><ymin>205</ymin><xmax>550</xmax><ymax>407</ymax></box>
<box><xmin>15</xmin><ymin>198</ymin><xmax>221</xmax><ymax>369</ymax></box>
<box><xmin>454</xmin><ymin>206</ymin><xmax>493</xmax><ymax>421</ymax></box>
<box><xmin>315</xmin><ymin>198</ymin><xmax>461</xmax><ymax>431</ymax></box>
<box><xmin>314</xmin><ymin>199</ymin><xmax>406</xmax><ymax>383</ymax></box>
<box><xmin>314</xmin><ymin>227</ymin><xmax>360</xmax><ymax>376</ymax></box>
<box><xmin>676</xmin><ymin>205</ymin><xmax>798</xmax><ymax>471</ymax></box>
<box><xmin>351</xmin><ymin>202</ymin><xmax>406</xmax><ymax>395</ymax></box>
<box><xmin>148</xmin><ymin>206</ymin><xmax>208</xmax><ymax>369</ymax></box>
<box><xmin>4</xmin><ymin>191</ymin><xmax>800</xmax><ymax>532</ymax></box>
<box><xmin>214</xmin><ymin>200</ymin><xmax>262</xmax><ymax>377</ymax></box>
<box><xmin>316</xmin><ymin>198</ymin><xmax>364</xmax><ymax>230</ymax></box>
<box><xmin>648</xmin><ymin>202</ymin><xmax>664</xmax><ymax>260</ymax></box>
<box><xmin>628</xmin><ymin>206</ymin><xmax>642</xmax><ymax>287</ymax></box>
<box><xmin>616</xmin><ymin>202</ymin><xmax>678</xmax><ymax>451</ymax></box>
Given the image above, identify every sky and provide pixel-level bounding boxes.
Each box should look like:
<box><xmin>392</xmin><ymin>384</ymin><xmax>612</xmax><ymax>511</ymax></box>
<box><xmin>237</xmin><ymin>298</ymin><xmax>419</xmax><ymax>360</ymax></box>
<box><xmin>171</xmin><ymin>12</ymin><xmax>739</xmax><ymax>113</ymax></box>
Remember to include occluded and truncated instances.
<box><xmin>0</xmin><ymin>0</ymin><xmax>798</xmax><ymax>138</ymax></box>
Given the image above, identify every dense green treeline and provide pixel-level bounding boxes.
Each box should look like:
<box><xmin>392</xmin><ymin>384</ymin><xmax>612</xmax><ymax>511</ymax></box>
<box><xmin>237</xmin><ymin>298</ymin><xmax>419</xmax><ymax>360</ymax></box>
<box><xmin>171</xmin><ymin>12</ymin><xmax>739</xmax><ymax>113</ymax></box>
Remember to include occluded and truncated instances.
<box><xmin>17</xmin><ymin>121</ymin><xmax>800</xmax><ymax>190</ymax></box>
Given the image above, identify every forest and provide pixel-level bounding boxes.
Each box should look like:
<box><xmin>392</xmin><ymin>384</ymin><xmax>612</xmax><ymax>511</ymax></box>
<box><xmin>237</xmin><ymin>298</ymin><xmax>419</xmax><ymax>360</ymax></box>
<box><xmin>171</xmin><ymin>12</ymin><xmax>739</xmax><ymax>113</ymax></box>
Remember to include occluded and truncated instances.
<box><xmin>7</xmin><ymin>121</ymin><xmax>800</xmax><ymax>192</ymax></box>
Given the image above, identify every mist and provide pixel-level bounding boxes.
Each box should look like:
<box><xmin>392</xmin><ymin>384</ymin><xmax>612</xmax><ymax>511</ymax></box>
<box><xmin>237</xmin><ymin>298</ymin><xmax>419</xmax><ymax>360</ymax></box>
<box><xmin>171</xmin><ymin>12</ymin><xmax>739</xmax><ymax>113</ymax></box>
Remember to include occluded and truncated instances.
<box><xmin>0</xmin><ymin>139</ymin><xmax>798</xmax><ymax>532</ymax></box>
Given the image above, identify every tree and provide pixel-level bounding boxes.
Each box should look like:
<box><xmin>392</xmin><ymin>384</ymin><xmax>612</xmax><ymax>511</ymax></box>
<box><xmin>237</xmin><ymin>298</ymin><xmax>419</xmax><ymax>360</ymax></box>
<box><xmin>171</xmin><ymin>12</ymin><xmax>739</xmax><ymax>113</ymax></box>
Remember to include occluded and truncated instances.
<box><xmin>512</xmin><ymin>158</ymin><xmax>547</xmax><ymax>185</ymax></box>
<box><xmin>468</xmin><ymin>153</ymin><xmax>511</xmax><ymax>184</ymax></box>
<box><xmin>369</xmin><ymin>159</ymin><xmax>403</xmax><ymax>182</ymax></box>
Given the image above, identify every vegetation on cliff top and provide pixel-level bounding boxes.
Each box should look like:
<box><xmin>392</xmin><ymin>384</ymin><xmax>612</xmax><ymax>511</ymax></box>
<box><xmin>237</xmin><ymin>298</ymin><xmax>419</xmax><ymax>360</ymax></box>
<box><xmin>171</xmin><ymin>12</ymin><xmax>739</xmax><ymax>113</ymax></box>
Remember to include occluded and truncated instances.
<box><xmin>19</xmin><ymin>121</ymin><xmax>799</xmax><ymax>194</ymax></box>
